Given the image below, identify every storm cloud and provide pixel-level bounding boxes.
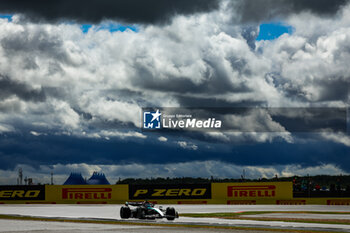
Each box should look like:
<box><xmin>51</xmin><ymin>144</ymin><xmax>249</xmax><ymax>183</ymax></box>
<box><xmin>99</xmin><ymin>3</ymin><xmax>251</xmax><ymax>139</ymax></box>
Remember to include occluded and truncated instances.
<box><xmin>0</xmin><ymin>133</ymin><xmax>349</xmax><ymax>171</ymax></box>
<box><xmin>234</xmin><ymin>0</ymin><xmax>348</xmax><ymax>23</ymax></box>
<box><xmin>0</xmin><ymin>0</ymin><xmax>347</xmax><ymax>24</ymax></box>
<box><xmin>0</xmin><ymin>76</ymin><xmax>46</xmax><ymax>102</ymax></box>
<box><xmin>0</xmin><ymin>0</ymin><xmax>220</xmax><ymax>24</ymax></box>
<box><xmin>0</xmin><ymin>2</ymin><xmax>349</xmax><ymax>139</ymax></box>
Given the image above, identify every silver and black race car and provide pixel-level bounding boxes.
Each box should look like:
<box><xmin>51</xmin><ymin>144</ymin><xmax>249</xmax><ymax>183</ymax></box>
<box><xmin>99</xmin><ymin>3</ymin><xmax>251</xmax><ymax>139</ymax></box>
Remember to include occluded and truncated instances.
<box><xmin>120</xmin><ymin>201</ymin><xmax>179</xmax><ymax>220</ymax></box>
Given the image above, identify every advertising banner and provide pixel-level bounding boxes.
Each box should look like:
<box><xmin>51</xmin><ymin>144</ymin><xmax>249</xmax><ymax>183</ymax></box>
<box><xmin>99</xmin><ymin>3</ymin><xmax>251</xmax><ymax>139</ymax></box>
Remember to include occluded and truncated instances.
<box><xmin>62</xmin><ymin>187</ymin><xmax>112</xmax><ymax>200</ymax></box>
<box><xmin>129</xmin><ymin>184</ymin><xmax>211</xmax><ymax>200</ymax></box>
<box><xmin>0</xmin><ymin>185</ymin><xmax>45</xmax><ymax>201</ymax></box>
<box><xmin>212</xmin><ymin>182</ymin><xmax>293</xmax><ymax>201</ymax></box>
<box><xmin>45</xmin><ymin>185</ymin><xmax>128</xmax><ymax>203</ymax></box>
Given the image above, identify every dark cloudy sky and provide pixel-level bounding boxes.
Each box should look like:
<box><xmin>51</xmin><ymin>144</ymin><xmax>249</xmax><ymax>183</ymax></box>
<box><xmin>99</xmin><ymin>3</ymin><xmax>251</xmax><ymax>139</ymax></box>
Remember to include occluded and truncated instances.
<box><xmin>0</xmin><ymin>0</ymin><xmax>349</xmax><ymax>184</ymax></box>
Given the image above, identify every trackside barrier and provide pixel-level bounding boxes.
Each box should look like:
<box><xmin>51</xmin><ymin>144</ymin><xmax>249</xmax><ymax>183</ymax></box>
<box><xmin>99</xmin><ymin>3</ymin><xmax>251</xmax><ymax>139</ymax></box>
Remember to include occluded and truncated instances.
<box><xmin>0</xmin><ymin>185</ymin><xmax>46</xmax><ymax>204</ymax></box>
<box><xmin>1</xmin><ymin>183</ymin><xmax>350</xmax><ymax>205</ymax></box>
<box><xmin>45</xmin><ymin>185</ymin><xmax>129</xmax><ymax>204</ymax></box>
<box><xmin>0</xmin><ymin>185</ymin><xmax>128</xmax><ymax>204</ymax></box>
<box><xmin>211</xmin><ymin>182</ymin><xmax>293</xmax><ymax>204</ymax></box>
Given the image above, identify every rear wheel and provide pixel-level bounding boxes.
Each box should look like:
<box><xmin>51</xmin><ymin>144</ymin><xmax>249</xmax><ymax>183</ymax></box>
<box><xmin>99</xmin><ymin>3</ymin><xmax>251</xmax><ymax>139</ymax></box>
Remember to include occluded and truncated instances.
<box><xmin>166</xmin><ymin>207</ymin><xmax>176</xmax><ymax>220</ymax></box>
<box><xmin>120</xmin><ymin>206</ymin><xmax>131</xmax><ymax>219</ymax></box>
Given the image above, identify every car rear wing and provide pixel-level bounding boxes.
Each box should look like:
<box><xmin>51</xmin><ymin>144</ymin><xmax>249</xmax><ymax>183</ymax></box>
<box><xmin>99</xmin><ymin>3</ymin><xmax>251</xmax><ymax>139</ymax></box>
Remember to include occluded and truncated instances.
<box><xmin>125</xmin><ymin>201</ymin><xmax>143</xmax><ymax>206</ymax></box>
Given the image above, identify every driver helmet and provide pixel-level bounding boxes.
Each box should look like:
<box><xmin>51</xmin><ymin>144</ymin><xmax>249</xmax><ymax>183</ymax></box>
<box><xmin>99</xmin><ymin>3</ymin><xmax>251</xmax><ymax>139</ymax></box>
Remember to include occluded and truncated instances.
<box><xmin>144</xmin><ymin>201</ymin><xmax>152</xmax><ymax>208</ymax></box>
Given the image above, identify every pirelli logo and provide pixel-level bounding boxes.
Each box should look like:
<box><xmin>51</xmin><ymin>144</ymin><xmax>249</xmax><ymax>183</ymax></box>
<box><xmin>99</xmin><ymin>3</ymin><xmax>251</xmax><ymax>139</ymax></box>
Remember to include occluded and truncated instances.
<box><xmin>129</xmin><ymin>184</ymin><xmax>211</xmax><ymax>200</ymax></box>
<box><xmin>227</xmin><ymin>185</ymin><xmax>276</xmax><ymax>198</ymax></box>
<box><xmin>327</xmin><ymin>199</ymin><xmax>350</xmax><ymax>205</ymax></box>
<box><xmin>0</xmin><ymin>185</ymin><xmax>45</xmax><ymax>200</ymax></box>
<box><xmin>276</xmin><ymin>200</ymin><xmax>306</xmax><ymax>205</ymax></box>
<box><xmin>62</xmin><ymin>188</ymin><xmax>112</xmax><ymax>200</ymax></box>
<box><xmin>227</xmin><ymin>200</ymin><xmax>256</xmax><ymax>205</ymax></box>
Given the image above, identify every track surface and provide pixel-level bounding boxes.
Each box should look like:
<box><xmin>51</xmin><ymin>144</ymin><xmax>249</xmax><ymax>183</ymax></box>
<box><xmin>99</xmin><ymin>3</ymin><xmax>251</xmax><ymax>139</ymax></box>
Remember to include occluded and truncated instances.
<box><xmin>242</xmin><ymin>213</ymin><xmax>350</xmax><ymax>220</ymax></box>
<box><xmin>0</xmin><ymin>219</ymin><xmax>271</xmax><ymax>233</ymax></box>
<box><xmin>1</xmin><ymin>205</ymin><xmax>350</xmax><ymax>232</ymax></box>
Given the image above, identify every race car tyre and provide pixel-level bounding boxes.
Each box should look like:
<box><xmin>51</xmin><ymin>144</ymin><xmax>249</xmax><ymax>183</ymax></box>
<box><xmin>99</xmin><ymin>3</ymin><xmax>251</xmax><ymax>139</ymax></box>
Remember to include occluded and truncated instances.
<box><xmin>137</xmin><ymin>207</ymin><xmax>146</xmax><ymax>219</ymax></box>
<box><xmin>166</xmin><ymin>207</ymin><xmax>176</xmax><ymax>220</ymax></box>
<box><xmin>120</xmin><ymin>206</ymin><xmax>131</xmax><ymax>219</ymax></box>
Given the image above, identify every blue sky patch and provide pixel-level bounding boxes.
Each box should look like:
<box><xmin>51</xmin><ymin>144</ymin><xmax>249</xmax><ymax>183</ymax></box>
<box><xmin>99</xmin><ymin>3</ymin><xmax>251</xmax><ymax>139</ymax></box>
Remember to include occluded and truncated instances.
<box><xmin>256</xmin><ymin>22</ymin><xmax>293</xmax><ymax>41</ymax></box>
<box><xmin>0</xmin><ymin>14</ymin><xmax>138</xmax><ymax>34</ymax></box>
<box><xmin>0</xmin><ymin>14</ymin><xmax>13</xmax><ymax>22</ymax></box>
<box><xmin>80</xmin><ymin>23</ymin><xmax>138</xmax><ymax>34</ymax></box>
<box><xmin>80</xmin><ymin>24</ymin><xmax>93</xmax><ymax>33</ymax></box>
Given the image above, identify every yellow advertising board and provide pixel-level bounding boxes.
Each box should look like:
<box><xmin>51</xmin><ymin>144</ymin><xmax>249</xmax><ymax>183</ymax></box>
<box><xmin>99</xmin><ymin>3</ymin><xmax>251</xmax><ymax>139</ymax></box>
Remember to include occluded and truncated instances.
<box><xmin>45</xmin><ymin>185</ymin><xmax>128</xmax><ymax>204</ymax></box>
<box><xmin>2</xmin><ymin>182</ymin><xmax>350</xmax><ymax>205</ymax></box>
<box><xmin>211</xmin><ymin>182</ymin><xmax>293</xmax><ymax>204</ymax></box>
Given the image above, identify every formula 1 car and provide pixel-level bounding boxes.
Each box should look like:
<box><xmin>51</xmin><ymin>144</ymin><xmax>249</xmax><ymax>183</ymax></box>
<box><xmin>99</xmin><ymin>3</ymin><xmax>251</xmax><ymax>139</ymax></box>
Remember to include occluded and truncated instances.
<box><xmin>120</xmin><ymin>201</ymin><xmax>179</xmax><ymax>220</ymax></box>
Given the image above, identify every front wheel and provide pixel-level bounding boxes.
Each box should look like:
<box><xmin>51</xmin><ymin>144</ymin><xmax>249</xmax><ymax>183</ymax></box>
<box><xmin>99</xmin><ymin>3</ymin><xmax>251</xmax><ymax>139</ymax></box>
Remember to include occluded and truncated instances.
<box><xmin>166</xmin><ymin>207</ymin><xmax>176</xmax><ymax>220</ymax></box>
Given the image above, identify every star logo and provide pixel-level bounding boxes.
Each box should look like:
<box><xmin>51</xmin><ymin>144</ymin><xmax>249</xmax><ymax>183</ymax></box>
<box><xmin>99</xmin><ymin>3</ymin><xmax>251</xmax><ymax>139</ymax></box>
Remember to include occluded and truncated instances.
<box><xmin>150</xmin><ymin>109</ymin><xmax>161</xmax><ymax>122</ymax></box>
<box><xmin>143</xmin><ymin>109</ymin><xmax>162</xmax><ymax>129</ymax></box>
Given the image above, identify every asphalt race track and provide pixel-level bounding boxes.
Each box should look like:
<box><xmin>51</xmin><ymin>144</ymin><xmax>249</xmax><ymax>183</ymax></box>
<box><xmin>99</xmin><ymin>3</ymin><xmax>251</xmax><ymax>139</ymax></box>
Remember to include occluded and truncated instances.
<box><xmin>0</xmin><ymin>219</ymin><xmax>278</xmax><ymax>233</ymax></box>
<box><xmin>1</xmin><ymin>205</ymin><xmax>350</xmax><ymax>232</ymax></box>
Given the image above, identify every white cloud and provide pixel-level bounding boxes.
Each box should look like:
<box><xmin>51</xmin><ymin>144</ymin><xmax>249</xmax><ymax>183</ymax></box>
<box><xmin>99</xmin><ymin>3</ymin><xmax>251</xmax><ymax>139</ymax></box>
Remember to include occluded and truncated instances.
<box><xmin>278</xmin><ymin>164</ymin><xmax>346</xmax><ymax>177</ymax></box>
<box><xmin>99</xmin><ymin>130</ymin><xmax>147</xmax><ymax>139</ymax></box>
<box><xmin>158</xmin><ymin>136</ymin><xmax>168</xmax><ymax>142</ymax></box>
<box><xmin>30</xmin><ymin>131</ymin><xmax>46</xmax><ymax>136</ymax></box>
<box><xmin>0</xmin><ymin>123</ymin><xmax>14</xmax><ymax>133</ymax></box>
<box><xmin>0</xmin><ymin>162</ymin><xmax>345</xmax><ymax>185</ymax></box>
<box><xmin>0</xmin><ymin>1</ymin><xmax>348</xmax><ymax>145</ymax></box>
<box><xmin>321</xmin><ymin>132</ymin><xmax>350</xmax><ymax>147</ymax></box>
<box><xmin>205</xmin><ymin>131</ymin><xmax>293</xmax><ymax>144</ymax></box>
<box><xmin>177</xmin><ymin>141</ymin><xmax>198</xmax><ymax>150</ymax></box>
